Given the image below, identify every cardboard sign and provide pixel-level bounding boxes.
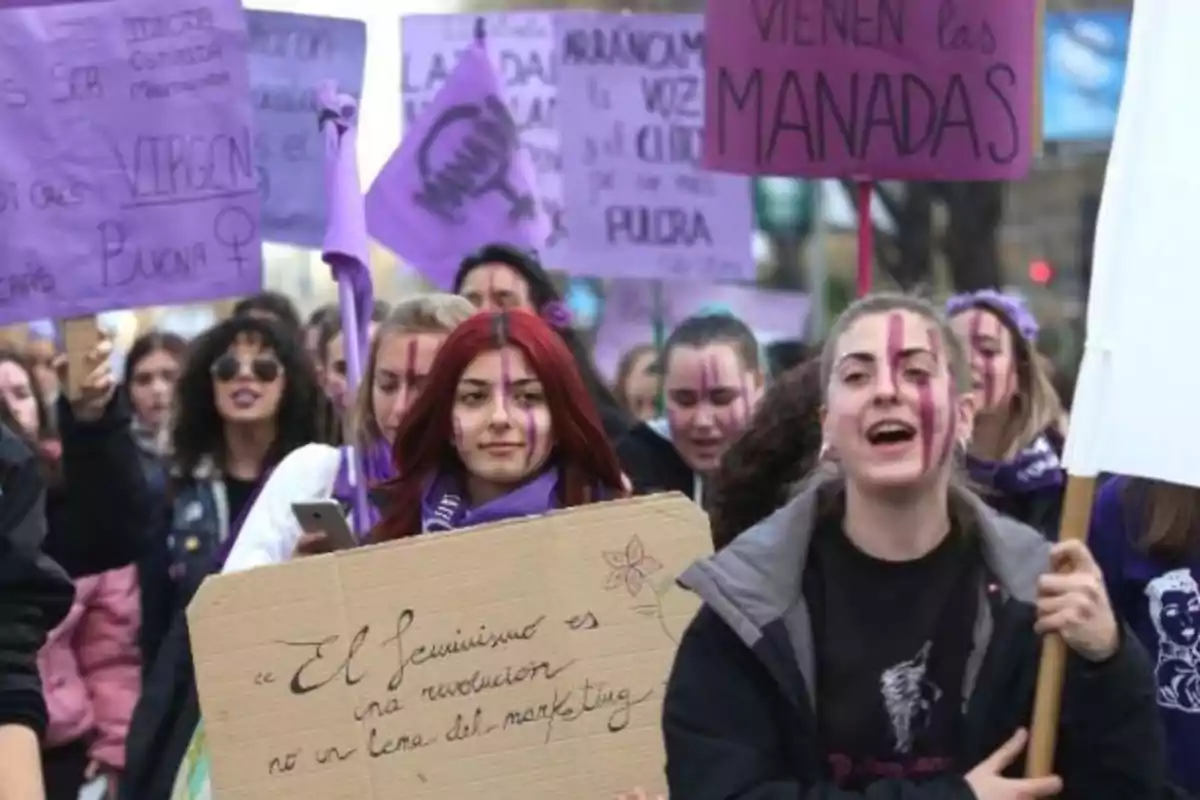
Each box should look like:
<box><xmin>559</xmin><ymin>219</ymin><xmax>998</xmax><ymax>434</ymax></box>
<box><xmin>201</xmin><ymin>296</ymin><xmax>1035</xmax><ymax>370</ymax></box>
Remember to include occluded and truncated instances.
<box><xmin>1062</xmin><ymin>0</ymin><xmax>1197</xmax><ymax>487</ymax></box>
<box><xmin>401</xmin><ymin>13</ymin><xmax>568</xmax><ymax>263</ymax></box>
<box><xmin>189</xmin><ymin>493</ymin><xmax>709</xmax><ymax>799</ymax></box>
<box><xmin>703</xmin><ymin>0</ymin><xmax>1039</xmax><ymax>180</ymax></box>
<box><xmin>247</xmin><ymin>11</ymin><xmax>366</xmax><ymax>248</ymax></box>
<box><xmin>0</xmin><ymin>0</ymin><xmax>262</xmax><ymax>324</ymax></box>
<box><xmin>557</xmin><ymin>13</ymin><xmax>753</xmax><ymax>282</ymax></box>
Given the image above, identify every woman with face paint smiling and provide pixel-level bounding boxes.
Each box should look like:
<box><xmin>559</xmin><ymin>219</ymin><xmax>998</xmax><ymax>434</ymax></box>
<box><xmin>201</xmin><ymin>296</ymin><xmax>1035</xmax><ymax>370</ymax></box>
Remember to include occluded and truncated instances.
<box><xmin>452</xmin><ymin>243</ymin><xmax>634</xmax><ymax>442</ymax></box>
<box><xmin>663</xmin><ymin>294</ymin><xmax>1164</xmax><ymax>800</ymax></box>
<box><xmin>946</xmin><ymin>290</ymin><xmax>1068</xmax><ymax>538</ymax></box>
<box><xmin>616</xmin><ymin>312</ymin><xmax>765</xmax><ymax>509</ymax></box>
<box><xmin>223</xmin><ymin>294</ymin><xmax>475</xmax><ymax>572</ymax></box>
<box><xmin>370</xmin><ymin>310</ymin><xmax>627</xmax><ymax>542</ymax></box>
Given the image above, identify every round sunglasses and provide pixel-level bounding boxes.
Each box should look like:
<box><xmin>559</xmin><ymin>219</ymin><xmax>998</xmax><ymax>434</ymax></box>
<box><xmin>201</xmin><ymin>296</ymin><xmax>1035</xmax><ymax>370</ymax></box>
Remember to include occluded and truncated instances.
<box><xmin>210</xmin><ymin>353</ymin><xmax>281</xmax><ymax>383</ymax></box>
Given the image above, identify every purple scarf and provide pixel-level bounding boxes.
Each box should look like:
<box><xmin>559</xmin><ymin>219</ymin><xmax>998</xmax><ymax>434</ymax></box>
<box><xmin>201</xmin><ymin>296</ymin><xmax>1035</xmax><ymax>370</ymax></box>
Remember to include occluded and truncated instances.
<box><xmin>966</xmin><ymin>433</ymin><xmax>1065</xmax><ymax>496</ymax></box>
<box><xmin>420</xmin><ymin>469</ymin><xmax>559</xmax><ymax>532</ymax></box>
<box><xmin>332</xmin><ymin>441</ymin><xmax>395</xmax><ymax>534</ymax></box>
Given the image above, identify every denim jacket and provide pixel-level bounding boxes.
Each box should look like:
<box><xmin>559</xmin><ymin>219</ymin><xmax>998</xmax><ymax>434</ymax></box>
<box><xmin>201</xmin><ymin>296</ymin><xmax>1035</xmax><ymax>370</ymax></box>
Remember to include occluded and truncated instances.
<box><xmin>139</xmin><ymin>458</ymin><xmax>232</xmax><ymax>671</ymax></box>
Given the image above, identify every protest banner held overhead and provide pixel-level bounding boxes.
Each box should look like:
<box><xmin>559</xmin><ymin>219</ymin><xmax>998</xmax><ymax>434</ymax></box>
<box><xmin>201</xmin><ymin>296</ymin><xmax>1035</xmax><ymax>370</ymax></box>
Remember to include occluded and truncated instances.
<box><xmin>248</xmin><ymin>10</ymin><xmax>366</xmax><ymax>248</ymax></box>
<box><xmin>0</xmin><ymin>0</ymin><xmax>263</xmax><ymax>324</ymax></box>
<box><xmin>368</xmin><ymin>35</ymin><xmax>548</xmax><ymax>290</ymax></box>
<box><xmin>190</xmin><ymin>494</ymin><xmax>709</xmax><ymax>800</ymax></box>
<box><xmin>703</xmin><ymin>0</ymin><xmax>1039</xmax><ymax>180</ymax></box>
<box><xmin>556</xmin><ymin>13</ymin><xmax>754</xmax><ymax>283</ymax></box>
<box><xmin>401</xmin><ymin>12</ymin><xmax>568</xmax><ymax>264</ymax></box>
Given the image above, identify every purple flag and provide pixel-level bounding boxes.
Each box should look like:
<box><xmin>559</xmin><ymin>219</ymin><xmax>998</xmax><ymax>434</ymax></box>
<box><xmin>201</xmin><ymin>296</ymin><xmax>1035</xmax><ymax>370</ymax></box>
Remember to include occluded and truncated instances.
<box><xmin>0</xmin><ymin>0</ymin><xmax>262</xmax><ymax>324</ymax></box>
<box><xmin>556</xmin><ymin>13</ymin><xmax>754</xmax><ymax>282</ymax></box>
<box><xmin>366</xmin><ymin>42</ymin><xmax>548</xmax><ymax>289</ymax></box>
<box><xmin>319</xmin><ymin>82</ymin><xmax>370</xmax><ymax>271</ymax></box>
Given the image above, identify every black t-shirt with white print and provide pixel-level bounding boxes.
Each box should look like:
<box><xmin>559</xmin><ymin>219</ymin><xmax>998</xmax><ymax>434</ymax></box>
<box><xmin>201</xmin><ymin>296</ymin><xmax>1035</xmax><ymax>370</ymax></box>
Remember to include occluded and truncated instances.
<box><xmin>803</xmin><ymin>514</ymin><xmax>981</xmax><ymax>790</ymax></box>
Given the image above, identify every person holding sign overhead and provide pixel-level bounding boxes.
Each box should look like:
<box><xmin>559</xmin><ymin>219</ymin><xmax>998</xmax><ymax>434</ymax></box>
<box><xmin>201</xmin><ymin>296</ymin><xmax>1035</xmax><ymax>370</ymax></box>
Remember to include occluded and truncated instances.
<box><xmin>663</xmin><ymin>295</ymin><xmax>1164</xmax><ymax>799</ymax></box>
<box><xmin>947</xmin><ymin>291</ymin><xmax>1068</xmax><ymax>538</ymax></box>
<box><xmin>370</xmin><ymin>309</ymin><xmax>628</xmax><ymax>542</ymax></box>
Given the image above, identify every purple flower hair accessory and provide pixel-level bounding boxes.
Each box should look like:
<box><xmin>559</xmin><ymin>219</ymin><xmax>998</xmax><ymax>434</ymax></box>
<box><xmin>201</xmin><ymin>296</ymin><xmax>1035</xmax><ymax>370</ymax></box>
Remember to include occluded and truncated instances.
<box><xmin>540</xmin><ymin>299</ymin><xmax>573</xmax><ymax>330</ymax></box>
<box><xmin>945</xmin><ymin>289</ymin><xmax>1039</xmax><ymax>342</ymax></box>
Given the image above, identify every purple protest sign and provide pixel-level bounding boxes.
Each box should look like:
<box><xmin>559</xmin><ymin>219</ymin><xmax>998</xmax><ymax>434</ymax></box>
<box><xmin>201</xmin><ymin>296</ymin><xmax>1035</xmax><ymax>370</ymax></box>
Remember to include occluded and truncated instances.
<box><xmin>593</xmin><ymin>280</ymin><xmax>810</xmax><ymax>379</ymax></box>
<box><xmin>704</xmin><ymin>0</ymin><xmax>1038</xmax><ymax>180</ymax></box>
<box><xmin>248</xmin><ymin>11</ymin><xmax>365</xmax><ymax>248</ymax></box>
<box><xmin>0</xmin><ymin>0</ymin><xmax>262</xmax><ymax>324</ymax></box>
<box><xmin>0</xmin><ymin>0</ymin><xmax>108</xmax><ymax>7</ymax></box>
<box><xmin>556</xmin><ymin>13</ymin><xmax>754</xmax><ymax>282</ymax></box>
<box><xmin>367</xmin><ymin>40</ymin><xmax>548</xmax><ymax>289</ymax></box>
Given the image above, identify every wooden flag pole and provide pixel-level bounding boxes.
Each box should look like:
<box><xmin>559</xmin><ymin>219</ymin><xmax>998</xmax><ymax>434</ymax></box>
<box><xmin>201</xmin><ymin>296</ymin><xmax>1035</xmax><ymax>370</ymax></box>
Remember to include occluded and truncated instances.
<box><xmin>60</xmin><ymin>316</ymin><xmax>101</xmax><ymax>402</ymax></box>
<box><xmin>1024</xmin><ymin>473</ymin><xmax>1099</xmax><ymax>776</ymax></box>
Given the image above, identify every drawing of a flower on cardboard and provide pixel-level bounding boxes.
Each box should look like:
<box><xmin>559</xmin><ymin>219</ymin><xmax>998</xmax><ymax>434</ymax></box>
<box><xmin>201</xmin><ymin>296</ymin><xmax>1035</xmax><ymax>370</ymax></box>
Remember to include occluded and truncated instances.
<box><xmin>603</xmin><ymin>535</ymin><xmax>663</xmax><ymax>596</ymax></box>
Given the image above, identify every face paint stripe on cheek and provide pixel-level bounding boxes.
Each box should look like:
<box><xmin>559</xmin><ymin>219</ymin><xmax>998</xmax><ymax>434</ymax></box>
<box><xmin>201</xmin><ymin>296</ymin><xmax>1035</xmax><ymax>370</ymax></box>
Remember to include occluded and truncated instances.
<box><xmin>970</xmin><ymin>311</ymin><xmax>995</xmax><ymax>409</ymax></box>
<box><xmin>931</xmin><ymin>332</ymin><xmax>956</xmax><ymax>465</ymax></box>
<box><xmin>917</xmin><ymin>330</ymin><xmax>937</xmax><ymax>472</ymax></box>
<box><xmin>737</xmin><ymin>372</ymin><xmax>751</xmax><ymax>430</ymax></box>
<box><xmin>886</xmin><ymin>313</ymin><xmax>904</xmax><ymax>394</ymax></box>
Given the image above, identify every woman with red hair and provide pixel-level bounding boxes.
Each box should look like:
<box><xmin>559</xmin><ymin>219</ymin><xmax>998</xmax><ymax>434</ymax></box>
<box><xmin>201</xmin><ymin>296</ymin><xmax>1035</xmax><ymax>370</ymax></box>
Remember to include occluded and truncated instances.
<box><xmin>372</xmin><ymin>310</ymin><xmax>627</xmax><ymax>541</ymax></box>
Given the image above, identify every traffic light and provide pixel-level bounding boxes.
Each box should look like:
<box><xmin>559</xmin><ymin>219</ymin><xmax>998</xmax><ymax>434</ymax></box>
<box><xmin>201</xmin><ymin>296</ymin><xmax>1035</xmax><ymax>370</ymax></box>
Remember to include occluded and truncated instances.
<box><xmin>1028</xmin><ymin>259</ymin><xmax>1055</xmax><ymax>285</ymax></box>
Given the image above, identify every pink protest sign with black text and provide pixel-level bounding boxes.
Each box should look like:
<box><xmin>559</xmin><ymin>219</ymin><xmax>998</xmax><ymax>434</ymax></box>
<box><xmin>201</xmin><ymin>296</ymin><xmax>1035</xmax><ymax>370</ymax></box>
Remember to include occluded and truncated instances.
<box><xmin>703</xmin><ymin>0</ymin><xmax>1038</xmax><ymax>180</ymax></box>
<box><xmin>0</xmin><ymin>0</ymin><xmax>263</xmax><ymax>324</ymax></box>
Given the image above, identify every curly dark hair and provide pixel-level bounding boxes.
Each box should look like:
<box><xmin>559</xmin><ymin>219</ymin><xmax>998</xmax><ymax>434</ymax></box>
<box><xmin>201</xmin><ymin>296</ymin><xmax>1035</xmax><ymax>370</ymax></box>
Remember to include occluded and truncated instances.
<box><xmin>707</xmin><ymin>356</ymin><xmax>824</xmax><ymax>550</ymax></box>
<box><xmin>171</xmin><ymin>315</ymin><xmax>320</xmax><ymax>478</ymax></box>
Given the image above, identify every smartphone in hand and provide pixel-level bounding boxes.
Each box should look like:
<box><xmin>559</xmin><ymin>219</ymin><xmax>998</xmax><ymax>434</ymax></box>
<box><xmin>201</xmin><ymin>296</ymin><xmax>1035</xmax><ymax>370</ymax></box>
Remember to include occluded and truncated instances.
<box><xmin>291</xmin><ymin>500</ymin><xmax>358</xmax><ymax>551</ymax></box>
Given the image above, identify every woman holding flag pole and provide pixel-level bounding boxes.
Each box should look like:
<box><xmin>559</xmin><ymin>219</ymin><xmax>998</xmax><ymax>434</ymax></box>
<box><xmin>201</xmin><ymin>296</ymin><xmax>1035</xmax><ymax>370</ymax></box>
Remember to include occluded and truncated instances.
<box><xmin>662</xmin><ymin>294</ymin><xmax>1163</xmax><ymax>799</ymax></box>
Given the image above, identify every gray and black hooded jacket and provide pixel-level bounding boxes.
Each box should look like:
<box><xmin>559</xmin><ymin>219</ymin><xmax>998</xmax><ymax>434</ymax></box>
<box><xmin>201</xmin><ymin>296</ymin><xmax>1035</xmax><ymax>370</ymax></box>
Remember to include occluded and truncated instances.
<box><xmin>663</xmin><ymin>474</ymin><xmax>1165</xmax><ymax>800</ymax></box>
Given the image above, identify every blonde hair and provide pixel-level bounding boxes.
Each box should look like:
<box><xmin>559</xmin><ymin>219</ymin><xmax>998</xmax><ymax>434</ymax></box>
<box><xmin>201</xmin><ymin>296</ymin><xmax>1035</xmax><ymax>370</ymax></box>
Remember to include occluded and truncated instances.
<box><xmin>352</xmin><ymin>293</ymin><xmax>475</xmax><ymax>446</ymax></box>
<box><xmin>951</xmin><ymin>299</ymin><xmax>1064</xmax><ymax>461</ymax></box>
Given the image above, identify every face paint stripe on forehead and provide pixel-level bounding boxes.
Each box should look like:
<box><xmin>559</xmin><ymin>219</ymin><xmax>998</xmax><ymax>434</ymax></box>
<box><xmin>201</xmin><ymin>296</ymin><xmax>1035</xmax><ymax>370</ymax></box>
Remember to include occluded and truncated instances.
<box><xmin>886</xmin><ymin>312</ymin><xmax>904</xmax><ymax>394</ymax></box>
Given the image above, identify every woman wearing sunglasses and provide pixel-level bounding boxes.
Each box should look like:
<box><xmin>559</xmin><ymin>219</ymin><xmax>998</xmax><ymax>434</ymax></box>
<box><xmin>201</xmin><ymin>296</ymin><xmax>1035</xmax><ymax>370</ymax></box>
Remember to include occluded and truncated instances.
<box><xmin>91</xmin><ymin>315</ymin><xmax>321</xmax><ymax>800</ymax></box>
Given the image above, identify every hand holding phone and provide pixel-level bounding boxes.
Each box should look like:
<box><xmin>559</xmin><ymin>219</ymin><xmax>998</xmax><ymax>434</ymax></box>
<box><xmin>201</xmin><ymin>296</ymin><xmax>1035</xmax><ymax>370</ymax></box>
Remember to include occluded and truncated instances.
<box><xmin>291</xmin><ymin>500</ymin><xmax>358</xmax><ymax>553</ymax></box>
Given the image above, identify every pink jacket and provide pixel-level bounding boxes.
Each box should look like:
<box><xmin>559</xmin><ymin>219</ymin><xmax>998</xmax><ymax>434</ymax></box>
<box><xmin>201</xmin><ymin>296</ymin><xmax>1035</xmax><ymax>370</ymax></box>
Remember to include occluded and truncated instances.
<box><xmin>37</xmin><ymin>566</ymin><xmax>141</xmax><ymax>769</ymax></box>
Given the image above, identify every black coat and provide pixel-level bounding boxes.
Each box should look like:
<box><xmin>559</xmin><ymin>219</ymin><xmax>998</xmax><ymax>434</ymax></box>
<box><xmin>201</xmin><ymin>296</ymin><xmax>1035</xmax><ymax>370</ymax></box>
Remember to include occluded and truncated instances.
<box><xmin>616</xmin><ymin>421</ymin><xmax>697</xmax><ymax>499</ymax></box>
<box><xmin>664</xmin><ymin>477</ymin><xmax>1166</xmax><ymax>800</ymax></box>
<box><xmin>0</xmin><ymin>423</ymin><xmax>73</xmax><ymax>734</ymax></box>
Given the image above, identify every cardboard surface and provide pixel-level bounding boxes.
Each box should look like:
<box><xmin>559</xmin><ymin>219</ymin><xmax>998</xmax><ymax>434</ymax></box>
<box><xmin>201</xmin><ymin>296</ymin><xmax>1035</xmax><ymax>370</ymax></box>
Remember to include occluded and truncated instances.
<box><xmin>189</xmin><ymin>493</ymin><xmax>710</xmax><ymax>799</ymax></box>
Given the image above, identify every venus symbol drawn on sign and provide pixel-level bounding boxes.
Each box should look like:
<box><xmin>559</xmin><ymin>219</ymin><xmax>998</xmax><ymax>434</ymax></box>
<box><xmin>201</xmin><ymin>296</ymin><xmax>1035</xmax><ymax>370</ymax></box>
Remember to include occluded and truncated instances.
<box><xmin>213</xmin><ymin>206</ymin><xmax>257</xmax><ymax>271</ymax></box>
<box><xmin>412</xmin><ymin>95</ymin><xmax>535</xmax><ymax>225</ymax></box>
